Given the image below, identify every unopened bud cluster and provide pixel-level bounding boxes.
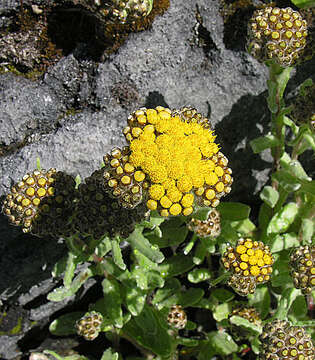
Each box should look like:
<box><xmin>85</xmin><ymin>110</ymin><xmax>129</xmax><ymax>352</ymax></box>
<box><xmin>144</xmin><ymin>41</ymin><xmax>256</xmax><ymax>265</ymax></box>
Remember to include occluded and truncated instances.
<box><xmin>187</xmin><ymin>208</ymin><xmax>221</xmax><ymax>238</ymax></box>
<box><xmin>2</xmin><ymin>169</ymin><xmax>76</xmax><ymax>237</ymax></box>
<box><xmin>75</xmin><ymin>311</ymin><xmax>103</xmax><ymax>341</ymax></box>
<box><xmin>248</xmin><ymin>7</ymin><xmax>308</xmax><ymax>67</ymax></box>
<box><xmin>167</xmin><ymin>305</ymin><xmax>187</xmax><ymax>330</ymax></box>
<box><xmin>290</xmin><ymin>245</ymin><xmax>315</xmax><ymax>294</ymax></box>
<box><xmin>260</xmin><ymin>320</ymin><xmax>315</xmax><ymax>360</ymax></box>
<box><xmin>222</xmin><ymin>238</ymin><xmax>274</xmax><ymax>296</ymax></box>
<box><xmin>75</xmin><ymin>0</ymin><xmax>153</xmax><ymax>24</ymax></box>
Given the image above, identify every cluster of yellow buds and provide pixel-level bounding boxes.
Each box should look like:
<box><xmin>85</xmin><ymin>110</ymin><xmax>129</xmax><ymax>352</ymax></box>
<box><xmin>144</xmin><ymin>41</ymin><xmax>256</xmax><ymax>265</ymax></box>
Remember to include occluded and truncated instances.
<box><xmin>248</xmin><ymin>7</ymin><xmax>308</xmax><ymax>67</ymax></box>
<box><xmin>75</xmin><ymin>311</ymin><xmax>103</xmax><ymax>341</ymax></box>
<box><xmin>222</xmin><ymin>238</ymin><xmax>274</xmax><ymax>296</ymax></box>
<box><xmin>290</xmin><ymin>245</ymin><xmax>315</xmax><ymax>295</ymax></box>
<box><xmin>75</xmin><ymin>0</ymin><xmax>153</xmax><ymax>24</ymax></box>
<box><xmin>260</xmin><ymin>320</ymin><xmax>315</xmax><ymax>360</ymax></box>
<box><xmin>108</xmin><ymin>106</ymin><xmax>232</xmax><ymax>217</ymax></box>
<box><xmin>2</xmin><ymin>169</ymin><xmax>76</xmax><ymax>237</ymax></box>
<box><xmin>167</xmin><ymin>305</ymin><xmax>187</xmax><ymax>330</ymax></box>
<box><xmin>73</xmin><ymin>169</ymin><xmax>147</xmax><ymax>239</ymax></box>
<box><xmin>230</xmin><ymin>306</ymin><xmax>261</xmax><ymax>326</ymax></box>
<box><xmin>187</xmin><ymin>208</ymin><xmax>221</xmax><ymax>238</ymax></box>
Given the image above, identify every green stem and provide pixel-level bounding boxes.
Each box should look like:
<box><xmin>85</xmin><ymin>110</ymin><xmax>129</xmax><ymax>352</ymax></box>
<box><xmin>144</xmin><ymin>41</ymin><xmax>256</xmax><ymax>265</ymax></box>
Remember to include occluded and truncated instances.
<box><xmin>210</xmin><ymin>272</ymin><xmax>230</xmax><ymax>287</ymax></box>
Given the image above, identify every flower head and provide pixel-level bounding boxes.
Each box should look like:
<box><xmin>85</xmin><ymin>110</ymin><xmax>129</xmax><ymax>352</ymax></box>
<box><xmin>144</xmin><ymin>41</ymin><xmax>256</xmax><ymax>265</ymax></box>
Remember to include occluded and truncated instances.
<box><xmin>260</xmin><ymin>320</ymin><xmax>315</xmax><ymax>360</ymax></box>
<box><xmin>187</xmin><ymin>208</ymin><xmax>221</xmax><ymax>238</ymax></box>
<box><xmin>75</xmin><ymin>311</ymin><xmax>103</xmax><ymax>341</ymax></box>
<box><xmin>123</xmin><ymin>106</ymin><xmax>233</xmax><ymax>216</ymax></box>
<box><xmin>2</xmin><ymin>169</ymin><xmax>76</xmax><ymax>237</ymax></box>
<box><xmin>248</xmin><ymin>7</ymin><xmax>308</xmax><ymax>67</ymax></box>
<box><xmin>290</xmin><ymin>245</ymin><xmax>315</xmax><ymax>295</ymax></box>
<box><xmin>222</xmin><ymin>238</ymin><xmax>274</xmax><ymax>296</ymax></box>
<box><xmin>167</xmin><ymin>305</ymin><xmax>187</xmax><ymax>330</ymax></box>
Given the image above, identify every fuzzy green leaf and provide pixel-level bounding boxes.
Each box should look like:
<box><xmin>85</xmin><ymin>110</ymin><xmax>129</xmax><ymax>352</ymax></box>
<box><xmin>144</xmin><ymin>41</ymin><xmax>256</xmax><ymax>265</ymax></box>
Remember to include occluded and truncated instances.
<box><xmin>217</xmin><ymin>202</ymin><xmax>251</xmax><ymax>220</ymax></box>
<box><xmin>289</xmin><ymin>295</ymin><xmax>308</xmax><ymax>322</ymax></box>
<box><xmin>211</xmin><ymin>288</ymin><xmax>235</xmax><ymax>303</ymax></box>
<box><xmin>49</xmin><ymin>312</ymin><xmax>84</xmax><ymax>336</ymax></box>
<box><xmin>101</xmin><ymin>258</ymin><xmax>131</xmax><ymax>284</ymax></box>
<box><xmin>124</xmin><ymin>286</ymin><xmax>146</xmax><ymax>316</ymax></box>
<box><xmin>208</xmin><ymin>331</ymin><xmax>238</xmax><ymax>355</ymax></box>
<box><xmin>272</xmin><ymin>170</ymin><xmax>301</xmax><ymax>192</ymax></box>
<box><xmin>269</xmin><ymin>233</ymin><xmax>300</xmax><ymax>253</ymax></box>
<box><xmin>100</xmin><ymin>348</ymin><xmax>119</xmax><ymax>360</ymax></box>
<box><xmin>274</xmin><ymin>288</ymin><xmax>300</xmax><ymax>320</ymax></box>
<box><xmin>95</xmin><ymin>236</ymin><xmax>112</xmax><ymax>257</ymax></box>
<box><xmin>267</xmin><ymin>202</ymin><xmax>299</xmax><ymax>235</ymax></box>
<box><xmin>112</xmin><ymin>238</ymin><xmax>126</xmax><ymax>270</ymax></box>
<box><xmin>300</xmin><ymin>218</ymin><xmax>314</xmax><ymax>244</ymax></box>
<box><xmin>128</xmin><ymin>226</ymin><xmax>164</xmax><ymax>263</ymax></box>
<box><xmin>123</xmin><ymin>305</ymin><xmax>173</xmax><ymax>358</ymax></box>
<box><xmin>248</xmin><ymin>286</ymin><xmax>270</xmax><ymax>320</ymax></box>
<box><xmin>213</xmin><ymin>303</ymin><xmax>230</xmax><ymax>321</ymax></box>
<box><xmin>158</xmin><ymin>255</ymin><xmax>195</xmax><ymax>278</ymax></box>
<box><xmin>290</xmin><ymin>1</ymin><xmax>315</xmax><ymax>10</ymax></box>
<box><xmin>179</xmin><ymin>288</ymin><xmax>204</xmax><ymax>307</ymax></box>
<box><xmin>47</xmin><ymin>267</ymin><xmax>94</xmax><ymax>302</ymax></box>
<box><xmin>188</xmin><ymin>268</ymin><xmax>212</xmax><ymax>283</ymax></box>
<box><xmin>229</xmin><ymin>315</ymin><xmax>262</xmax><ymax>335</ymax></box>
<box><xmin>44</xmin><ymin>350</ymin><xmax>89</xmax><ymax>360</ymax></box>
<box><xmin>280</xmin><ymin>153</ymin><xmax>311</xmax><ymax>181</ymax></box>
<box><xmin>63</xmin><ymin>252</ymin><xmax>77</xmax><ymax>288</ymax></box>
<box><xmin>152</xmin><ymin>278</ymin><xmax>181</xmax><ymax>309</ymax></box>
<box><xmin>230</xmin><ymin>218</ymin><xmax>256</xmax><ymax>234</ymax></box>
<box><xmin>176</xmin><ymin>337</ymin><xmax>199</xmax><ymax>347</ymax></box>
<box><xmin>102</xmin><ymin>278</ymin><xmax>124</xmax><ymax>328</ymax></box>
<box><xmin>193</xmin><ymin>241</ymin><xmax>208</xmax><ymax>265</ymax></box>
<box><xmin>250</xmin><ymin>134</ymin><xmax>280</xmax><ymax>153</ymax></box>
<box><xmin>260</xmin><ymin>186</ymin><xmax>279</xmax><ymax>208</ymax></box>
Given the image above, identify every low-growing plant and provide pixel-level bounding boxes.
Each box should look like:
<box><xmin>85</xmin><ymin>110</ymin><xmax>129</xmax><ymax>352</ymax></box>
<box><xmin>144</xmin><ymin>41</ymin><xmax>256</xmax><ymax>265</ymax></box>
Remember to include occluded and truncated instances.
<box><xmin>1</xmin><ymin>2</ymin><xmax>314</xmax><ymax>360</ymax></box>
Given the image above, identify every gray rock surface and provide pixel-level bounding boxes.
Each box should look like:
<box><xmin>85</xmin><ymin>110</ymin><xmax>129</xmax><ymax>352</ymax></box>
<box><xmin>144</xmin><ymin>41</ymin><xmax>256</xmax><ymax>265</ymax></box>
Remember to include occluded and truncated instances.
<box><xmin>0</xmin><ymin>0</ymin><xmax>314</xmax><ymax>357</ymax></box>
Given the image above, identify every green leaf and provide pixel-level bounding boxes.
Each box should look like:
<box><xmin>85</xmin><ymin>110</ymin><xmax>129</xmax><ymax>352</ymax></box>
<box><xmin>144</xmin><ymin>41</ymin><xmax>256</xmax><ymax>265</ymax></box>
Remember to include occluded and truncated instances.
<box><xmin>289</xmin><ymin>295</ymin><xmax>308</xmax><ymax>322</ymax></box>
<box><xmin>208</xmin><ymin>331</ymin><xmax>238</xmax><ymax>355</ymax></box>
<box><xmin>102</xmin><ymin>278</ymin><xmax>124</xmax><ymax>328</ymax></box>
<box><xmin>193</xmin><ymin>241</ymin><xmax>208</xmax><ymax>265</ymax></box>
<box><xmin>147</xmin><ymin>270</ymin><xmax>164</xmax><ymax>289</ymax></box>
<box><xmin>230</xmin><ymin>218</ymin><xmax>256</xmax><ymax>234</ymax></box>
<box><xmin>147</xmin><ymin>217</ymin><xmax>188</xmax><ymax>248</ymax></box>
<box><xmin>158</xmin><ymin>255</ymin><xmax>195</xmax><ymax>278</ymax></box>
<box><xmin>128</xmin><ymin>226</ymin><xmax>164</xmax><ymax>263</ymax></box>
<box><xmin>123</xmin><ymin>305</ymin><xmax>173</xmax><ymax>358</ymax></box>
<box><xmin>213</xmin><ymin>303</ymin><xmax>230</xmax><ymax>321</ymax></box>
<box><xmin>280</xmin><ymin>153</ymin><xmax>311</xmax><ymax>181</ymax></box>
<box><xmin>188</xmin><ymin>268</ymin><xmax>212</xmax><ymax>283</ymax></box>
<box><xmin>191</xmin><ymin>206</ymin><xmax>212</xmax><ymax>220</ymax></box>
<box><xmin>269</xmin><ymin>233</ymin><xmax>300</xmax><ymax>253</ymax></box>
<box><xmin>49</xmin><ymin>312</ymin><xmax>84</xmax><ymax>336</ymax></box>
<box><xmin>260</xmin><ymin>186</ymin><xmax>279</xmax><ymax>208</ymax></box>
<box><xmin>112</xmin><ymin>238</ymin><xmax>126</xmax><ymax>270</ymax></box>
<box><xmin>101</xmin><ymin>258</ymin><xmax>131</xmax><ymax>284</ymax></box>
<box><xmin>274</xmin><ymin>288</ymin><xmax>301</xmax><ymax>320</ymax></box>
<box><xmin>217</xmin><ymin>202</ymin><xmax>251</xmax><ymax>220</ymax></box>
<box><xmin>229</xmin><ymin>315</ymin><xmax>262</xmax><ymax>335</ymax></box>
<box><xmin>210</xmin><ymin>288</ymin><xmax>235</xmax><ymax>303</ymax></box>
<box><xmin>44</xmin><ymin>350</ymin><xmax>89</xmax><ymax>360</ymax></box>
<box><xmin>300</xmin><ymin>218</ymin><xmax>314</xmax><ymax>244</ymax></box>
<box><xmin>52</xmin><ymin>256</ymin><xmax>67</xmax><ymax>278</ymax></box>
<box><xmin>291</xmin><ymin>0</ymin><xmax>315</xmax><ymax>9</ymax></box>
<box><xmin>272</xmin><ymin>170</ymin><xmax>301</xmax><ymax>192</ymax></box>
<box><xmin>176</xmin><ymin>336</ymin><xmax>199</xmax><ymax>347</ymax></box>
<box><xmin>63</xmin><ymin>252</ymin><xmax>77</xmax><ymax>288</ymax></box>
<box><xmin>250</xmin><ymin>134</ymin><xmax>280</xmax><ymax>153</ymax></box>
<box><xmin>124</xmin><ymin>286</ymin><xmax>146</xmax><ymax>316</ymax></box>
<box><xmin>248</xmin><ymin>286</ymin><xmax>270</xmax><ymax>319</ymax></box>
<box><xmin>47</xmin><ymin>267</ymin><xmax>94</xmax><ymax>302</ymax></box>
<box><xmin>95</xmin><ymin>236</ymin><xmax>112</xmax><ymax>257</ymax></box>
<box><xmin>299</xmin><ymin>180</ymin><xmax>315</xmax><ymax>196</ymax></box>
<box><xmin>179</xmin><ymin>288</ymin><xmax>204</xmax><ymax>307</ymax></box>
<box><xmin>100</xmin><ymin>348</ymin><xmax>119</xmax><ymax>360</ymax></box>
<box><xmin>152</xmin><ymin>278</ymin><xmax>181</xmax><ymax>309</ymax></box>
<box><xmin>267</xmin><ymin>202</ymin><xmax>299</xmax><ymax>235</ymax></box>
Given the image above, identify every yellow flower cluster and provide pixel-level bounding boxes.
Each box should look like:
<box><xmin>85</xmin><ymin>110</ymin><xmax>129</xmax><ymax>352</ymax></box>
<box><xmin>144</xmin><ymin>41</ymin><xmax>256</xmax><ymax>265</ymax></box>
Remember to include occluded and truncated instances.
<box><xmin>222</xmin><ymin>238</ymin><xmax>274</xmax><ymax>296</ymax></box>
<box><xmin>122</xmin><ymin>106</ymin><xmax>233</xmax><ymax>216</ymax></box>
